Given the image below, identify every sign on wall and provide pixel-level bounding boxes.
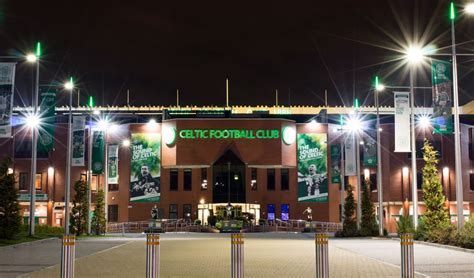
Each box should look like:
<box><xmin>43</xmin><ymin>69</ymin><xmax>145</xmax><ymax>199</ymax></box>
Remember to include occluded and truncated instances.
<box><xmin>92</xmin><ymin>130</ymin><xmax>105</xmax><ymax>174</ymax></box>
<box><xmin>37</xmin><ymin>88</ymin><xmax>56</xmax><ymax>152</ymax></box>
<box><xmin>394</xmin><ymin>92</ymin><xmax>411</xmax><ymax>152</ymax></box>
<box><xmin>130</xmin><ymin>133</ymin><xmax>161</xmax><ymax>202</ymax></box>
<box><xmin>297</xmin><ymin>133</ymin><xmax>328</xmax><ymax>202</ymax></box>
<box><xmin>330</xmin><ymin>145</ymin><xmax>341</xmax><ymax>184</ymax></box>
<box><xmin>72</xmin><ymin>116</ymin><xmax>86</xmax><ymax>166</ymax></box>
<box><xmin>431</xmin><ymin>60</ymin><xmax>453</xmax><ymax>134</ymax></box>
<box><xmin>108</xmin><ymin>144</ymin><xmax>119</xmax><ymax>184</ymax></box>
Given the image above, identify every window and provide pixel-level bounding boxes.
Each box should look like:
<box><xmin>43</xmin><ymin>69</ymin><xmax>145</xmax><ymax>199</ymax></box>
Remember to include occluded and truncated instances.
<box><xmin>470</xmin><ymin>173</ymin><xmax>474</xmax><ymax>191</ymax></box>
<box><xmin>201</xmin><ymin>168</ymin><xmax>208</xmax><ymax>190</ymax></box>
<box><xmin>183</xmin><ymin>204</ymin><xmax>192</xmax><ymax>219</ymax></box>
<box><xmin>91</xmin><ymin>175</ymin><xmax>98</xmax><ymax>192</ymax></box>
<box><xmin>281</xmin><ymin>204</ymin><xmax>289</xmax><ymax>221</ymax></box>
<box><xmin>267</xmin><ymin>204</ymin><xmax>275</xmax><ymax>221</ymax></box>
<box><xmin>250</xmin><ymin>168</ymin><xmax>257</xmax><ymax>190</ymax></box>
<box><xmin>170</xmin><ymin>169</ymin><xmax>178</xmax><ymax>191</ymax></box>
<box><xmin>14</xmin><ymin>140</ymin><xmax>48</xmax><ymax>159</ymax></box>
<box><xmin>267</xmin><ymin>169</ymin><xmax>275</xmax><ymax>191</ymax></box>
<box><xmin>109</xmin><ymin>183</ymin><xmax>119</xmax><ymax>191</ymax></box>
<box><xmin>35</xmin><ymin>173</ymin><xmax>42</xmax><ymax>190</ymax></box>
<box><xmin>184</xmin><ymin>169</ymin><xmax>192</xmax><ymax>191</ymax></box>
<box><xmin>416</xmin><ymin>172</ymin><xmax>422</xmax><ymax>190</ymax></box>
<box><xmin>281</xmin><ymin>169</ymin><xmax>289</xmax><ymax>191</ymax></box>
<box><xmin>19</xmin><ymin>172</ymin><xmax>28</xmax><ymax>191</ymax></box>
<box><xmin>169</xmin><ymin>204</ymin><xmax>178</xmax><ymax>219</ymax></box>
<box><xmin>361</xmin><ymin>173</ymin><xmax>377</xmax><ymax>191</ymax></box>
<box><xmin>108</xmin><ymin>205</ymin><xmax>118</xmax><ymax>222</ymax></box>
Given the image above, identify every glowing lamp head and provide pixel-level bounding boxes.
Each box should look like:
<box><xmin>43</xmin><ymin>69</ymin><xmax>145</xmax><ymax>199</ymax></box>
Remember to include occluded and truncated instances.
<box><xmin>402</xmin><ymin>167</ymin><xmax>409</xmax><ymax>176</ymax></box>
<box><xmin>122</xmin><ymin>139</ymin><xmax>130</xmax><ymax>147</ymax></box>
<box><xmin>26</xmin><ymin>53</ymin><xmax>37</xmax><ymax>63</ymax></box>
<box><xmin>443</xmin><ymin>167</ymin><xmax>449</xmax><ymax>177</ymax></box>
<box><xmin>418</xmin><ymin>116</ymin><xmax>431</xmax><ymax>129</ymax></box>
<box><xmin>405</xmin><ymin>46</ymin><xmax>425</xmax><ymax>64</ymax></box>
<box><xmin>375</xmin><ymin>83</ymin><xmax>385</xmax><ymax>92</ymax></box>
<box><xmin>466</xmin><ymin>3</ymin><xmax>474</xmax><ymax>14</ymax></box>
<box><xmin>346</xmin><ymin>117</ymin><xmax>362</xmax><ymax>133</ymax></box>
<box><xmin>25</xmin><ymin>114</ymin><xmax>41</xmax><ymax>129</ymax></box>
<box><xmin>364</xmin><ymin>169</ymin><xmax>370</xmax><ymax>180</ymax></box>
<box><xmin>97</xmin><ymin>119</ymin><xmax>109</xmax><ymax>131</ymax></box>
<box><xmin>48</xmin><ymin>167</ymin><xmax>55</xmax><ymax>176</ymax></box>
<box><xmin>93</xmin><ymin>110</ymin><xmax>101</xmax><ymax>115</ymax></box>
<box><xmin>64</xmin><ymin>81</ymin><xmax>74</xmax><ymax>91</ymax></box>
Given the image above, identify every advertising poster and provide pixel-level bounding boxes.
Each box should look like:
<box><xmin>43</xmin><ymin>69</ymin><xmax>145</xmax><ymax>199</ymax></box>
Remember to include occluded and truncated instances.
<box><xmin>394</xmin><ymin>92</ymin><xmax>411</xmax><ymax>152</ymax></box>
<box><xmin>92</xmin><ymin>130</ymin><xmax>105</xmax><ymax>174</ymax></box>
<box><xmin>71</xmin><ymin>116</ymin><xmax>86</xmax><ymax>166</ymax></box>
<box><xmin>37</xmin><ymin>88</ymin><xmax>56</xmax><ymax>152</ymax></box>
<box><xmin>431</xmin><ymin>60</ymin><xmax>453</xmax><ymax>134</ymax></box>
<box><xmin>130</xmin><ymin>133</ymin><xmax>161</xmax><ymax>202</ymax></box>
<box><xmin>108</xmin><ymin>144</ymin><xmax>119</xmax><ymax>184</ymax></box>
<box><xmin>297</xmin><ymin>133</ymin><xmax>328</xmax><ymax>202</ymax></box>
<box><xmin>0</xmin><ymin>63</ymin><xmax>15</xmax><ymax>138</ymax></box>
<box><xmin>363</xmin><ymin>116</ymin><xmax>377</xmax><ymax>167</ymax></box>
<box><xmin>344</xmin><ymin>134</ymin><xmax>356</xmax><ymax>176</ymax></box>
<box><xmin>330</xmin><ymin>144</ymin><xmax>341</xmax><ymax>184</ymax></box>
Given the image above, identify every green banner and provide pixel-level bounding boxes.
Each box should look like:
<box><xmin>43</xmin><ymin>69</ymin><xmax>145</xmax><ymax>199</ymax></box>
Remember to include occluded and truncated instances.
<box><xmin>330</xmin><ymin>145</ymin><xmax>341</xmax><ymax>184</ymax></box>
<box><xmin>130</xmin><ymin>133</ymin><xmax>161</xmax><ymax>202</ymax></box>
<box><xmin>91</xmin><ymin>130</ymin><xmax>105</xmax><ymax>174</ymax></box>
<box><xmin>297</xmin><ymin>133</ymin><xmax>328</xmax><ymax>202</ymax></box>
<box><xmin>363</xmin><ymin>116</ymin><xmax>377</xmax><ymax>167</ymax></box>
<box><xmin>37</xmin><ymin>88</ymin><xmax>56</xmax><ymax>152</ymax></box>
<box><xmin>431</xmin><ymin>60</ymin><xmax>453</xmax><ymax>134</ymax></box>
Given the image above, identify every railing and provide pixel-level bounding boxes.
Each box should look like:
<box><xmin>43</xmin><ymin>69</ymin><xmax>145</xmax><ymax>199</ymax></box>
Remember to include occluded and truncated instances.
<box><xmin>107</xmin><ymin>219</ymin><xmax>342</xmax><ymax>234</ymax></box>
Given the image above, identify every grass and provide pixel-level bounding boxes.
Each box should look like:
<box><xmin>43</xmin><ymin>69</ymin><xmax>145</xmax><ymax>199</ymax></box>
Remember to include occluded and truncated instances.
<box><xmin>0</xmin><ymin>225</ymin><xmax>63</xmax><ymax>247</ymax></box>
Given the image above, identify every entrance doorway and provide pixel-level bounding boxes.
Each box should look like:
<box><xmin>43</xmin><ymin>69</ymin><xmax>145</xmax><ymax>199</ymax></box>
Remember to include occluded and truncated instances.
<box><xmin>212</xmin><ymin>149</ymin><xmax>246</xmax><ymax>204</ymax></box>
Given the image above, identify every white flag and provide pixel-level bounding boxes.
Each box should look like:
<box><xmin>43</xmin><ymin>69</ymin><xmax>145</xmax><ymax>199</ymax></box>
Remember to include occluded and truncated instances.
<box><xmin>394</xmin><ymin>92</ymin><xmax>411</xmax><ymax>152</ymax></box>
<box><xmin>0</xmin><ymin>63</ymin><xmax>16</xmax><ymax>138</ymax></box>
<box><xmin>344</xmin><ymin>133</ymin><xmax>356</xmax><ymax>176</ymax></box>
<box><xmin>72</xmin><ymin>116</ymin><xmax>86</xmax><ymax>166</ymax></box>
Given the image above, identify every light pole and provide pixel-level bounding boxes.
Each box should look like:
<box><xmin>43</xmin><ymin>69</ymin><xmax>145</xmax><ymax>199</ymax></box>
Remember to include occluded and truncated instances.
<box><xmin>27</xmin><ymin>42</ymin><xmax>40</xmax><ymax>236</ymax></box>
<box><xmin>374</xmin><ymin>76</ymin><xmax>384</xmax><ymax>236</ymax></box>
<box><xmin>345</xmin><ymin>112</ymin><xmax>362</xmax><ymax>228</ymax></box>
<box><xmin>64</xmin><ymin>77</ymin><xmax>74</xmax><ymax>235</ymax></box>
<box><xmin>86</xmin><ymin>96</ymin><xmax>95</xmax><ymax>234</ymax></box>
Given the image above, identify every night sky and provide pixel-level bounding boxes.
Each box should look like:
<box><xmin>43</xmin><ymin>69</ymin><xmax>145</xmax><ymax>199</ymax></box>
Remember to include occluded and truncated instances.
<box><xmin>1</xmin><ymin>0</ymin><xmax>474</xmax><ymax>108</ymax></box>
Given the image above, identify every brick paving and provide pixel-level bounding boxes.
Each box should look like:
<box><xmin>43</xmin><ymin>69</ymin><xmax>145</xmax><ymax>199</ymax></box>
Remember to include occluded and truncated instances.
<box><xmin>25</xmin><ymin>233</ymin><xmax>423</xmax><ymax>278</ymax></box>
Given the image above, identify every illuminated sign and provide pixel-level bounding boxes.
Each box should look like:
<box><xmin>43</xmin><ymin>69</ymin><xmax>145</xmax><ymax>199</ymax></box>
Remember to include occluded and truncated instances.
<box><xmin>178</xmin><ymin>129</ymin><xmax>280</xmax><ymax>139</ymax></box>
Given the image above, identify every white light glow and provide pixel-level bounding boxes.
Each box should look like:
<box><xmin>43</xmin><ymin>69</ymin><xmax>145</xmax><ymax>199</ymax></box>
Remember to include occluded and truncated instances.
<box><xmin>163</xmin><ymin>126</ymin><xmax>177</xmax><ymax>146</ymax></box>
<box><xmin>93</xmin><ymin>110</ymin><xmax>101</xmax><ymax>115</ymax></box>
<box><xmin>26</xmin><ymin>53</ymin><xmax>37</xmax><ymax>63</ymax></box>
<box><xmin>48</xmin><ymin>167</ymin><xmax>55</xmax><ymax>176</ymax></box>
<box><xmin>375</xmin><ymin>84</ymin><xmax>385</xmax><ymax>91</ymax></box>
<box><xmin>97</xmin><ymin>119</ymin><xmax>109</xmax><ymax>131</ymax></box>
<box><xmin>122</xmin><ymin>139</ymin><xmax>130</xmax><ymax>147</ymax></box>
<box><xmin>200</xmin><ymin>199</ymin><xmax>205</xmax><ymax>204</ymax></box>
<box><xmin>7</xmin><ymin>168</ymin><xmax>13</xmax><ymax>175</ymax></box>
<box><xmin>360</xmin><ymin>141</ymin><xmax>364</xmax><ymax>145</ymax></box>
<box><xmin>418</xmin><ymin>116</ymin><xmax>431</xmax><ymax>129</ymax></box>
<box><xmin>465</xmin><ymin>3</ymin><xmax>474</xmax><ymax>14</ymax></box>
<box><xmin>108</xmin><ymin>124</ymin><xmax>119</xmax><ymax>133</ymax></box>
<box><xmin>64</xmin><ymin>81</ymin><xmax>74</xmax><ymax>90</ymax></box>
<box><xmin>364</xmin><ymin>169</ymin><xmax>370</xmax><ymax>180</ymax></box>
<box><xmin>402</xmin><ymin>167</ymin><xmax>409</xmax><ymax>176</ymax></box>
<box><xmin>443</xmin><ymin>167</ymin><xmax>449</xmax><ymax>177</ymax></box>
<box><xmin>148</xmin><ymin>119</ymin><xmax>157</xmax><ymax>125</ymax></box>
<box><xmin>405</xmin><ymin>46</ymin><xmax>425</xmax><ymax>64</ymax></box>
<box><xmin>282</xmin><ymin>126</ymin><xmax>296</xmax><ymax>145</ymax></box>
<box><xmin>25</xmin><ymin>114</ymin><xmax>41</xmax><ymax>129</ymax></box>
<box><xmin>345</xmin><ymin>117</ymin><xmax>363</xmax><ymax>133</ymax></box>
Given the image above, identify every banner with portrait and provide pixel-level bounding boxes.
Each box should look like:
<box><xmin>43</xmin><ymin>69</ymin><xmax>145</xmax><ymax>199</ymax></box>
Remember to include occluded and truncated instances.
<box><xmin>130</xmin><ymin>133</ymin><xmax>161</xmax><ymax>203</ymax></box>
<box><xmin>71</xmin><ymin>116</ymin><xmax>86</xmax><ymax>166</ymax></box>
<box><xmin>330</xmin><ymin>144</ymin><xmax>341</xmax><ymax>184</ymax></box>
<box><xmin>344</xmin><ymin>133</ymin><xmax>356</xmax><ymax>176</ymax></box>
<box><xmin>108</xmin><ymin>144</ymin><xmax>119</xmax><ymax>184</ymax></box>
<box><xmin>362</xmin><ymin>115</ymin><xmax>377</xmax><ymax>167</ymax></box>
<box><xmin>0</xmin><ymin>63</ymin><xmax>16</xmax><ymax>138</ymax></box>
<box><xmin>91</xmin><ymin>130</ymin><xmax>105</xmax><ymax>174</ymax></box>
<box><xmin>297</xmin><ymin>133</ymin><xmax>328</xmax><ymax>202</ymax></box>
<box><xmin>394</xmin><ymin>92</ymin><xmax>411</xmax><ymax>152</ymax></box>
<box><xmin>37</xmin><ymin>88</ymin><xmax>56</xmax><ymax>152</ymax></box>
<box><xmin>431</xmin><ymin>60</ymin><xmax>453</xmax><ymax>134</ymax></box>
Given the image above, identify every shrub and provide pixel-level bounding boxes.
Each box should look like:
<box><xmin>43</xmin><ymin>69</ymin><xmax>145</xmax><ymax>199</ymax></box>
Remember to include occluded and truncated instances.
<box><xmin>207</xmin><ymin>215</ymin><xmax>217</xmax><ymax>226</ymax></box>
<box><xmin>342</xmin><ymin>184</ymin><xmax>358</xmax><ymax>237</ymax></box>
<box><xmin>455</xmin><ymin>217</ymin><xmax>474</xmax><ymax>249</ymax></box>
<box><xmin>91</xmin><ymin>190</ymin><xmax>106</xmax><ymax>235</ymax></box>
<box><xmin>70</xmin><ymin>179</ymin><xmax>89</xmax><ymax>236</ymax></box>
<box><xmin>396</xmin><ymin>215</ymin><xmax>414</xmax><ymax>236</ymax></box>
<box><xmin>0</xmin><ymin>157</ymin><xmax>21</xmax><ymax>239</ymax></box>
<box><xmin>428</xmin><ymin>222</ymin><xmax>457</xmax><ymax>245</ymax></box>
<box><xmin>194</xmin><ymin>219</ymin><xmax>202</xmax><ymax>225</ymax></box>
<box><xmin>414</xmin><ymin>217</ymin><xmax>428</xmax><ymax>241</ymax></box>
<box><xmin>360</xmin><ymin>178</ymin><xmax>379</xmax><ymax>237</ymax></box>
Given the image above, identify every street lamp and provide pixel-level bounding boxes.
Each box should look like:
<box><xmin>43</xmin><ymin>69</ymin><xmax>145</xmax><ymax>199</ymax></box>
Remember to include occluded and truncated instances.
<box><xmin>404</xmin><ymin>45</ymin><xmax>426</xmax><ymax>229</ymax></box>
<box><xmin>418</xmin><ymin>115</ymin><xmax>432</xmax><ymax>130</ymax></box>
<box><xmin>465</xmin><ymin>2</ymin><xmax>474</xmax><ymax>14</ymax></box>
<box><xmin>64</xmin><ymin>77</ymin><xmax>74</xmax><ymax>235</ymax></box>
<box><xmin>27</xmin><ymin>42</ymin><xmax>40</xmax><ymax>236</ymax></box>
<box><xmin>374</xmin><ymin>76</ymin><xmax>385</xmax><ymax>236</ymax></box>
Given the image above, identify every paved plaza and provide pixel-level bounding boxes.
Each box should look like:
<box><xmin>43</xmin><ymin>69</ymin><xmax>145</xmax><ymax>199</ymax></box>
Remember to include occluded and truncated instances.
<box><xmin>0</xmin><ymin>233</ymin><xmax>472</xmax><ymax>277</ymax></box>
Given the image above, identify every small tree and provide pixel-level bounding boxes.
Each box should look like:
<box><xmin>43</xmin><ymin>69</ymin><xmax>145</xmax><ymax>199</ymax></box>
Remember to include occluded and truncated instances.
<box><xmin>91</xmin><ymin>189</ymin><xmax>106</xmax><ymax>235</ymax></box>
<box><xmin>70</xmin><ymin>179</ymin><xmax>89</xmax><ymax>235</ymax></box>
<box><xmin>0</xmin><ymin>157</ymin><xmax>21</xmax><ymax>239</ymax></box>
<box><xmin>421</xmin><ymin>139</ymin><xmax>449</xmax><ymax>236</ymax></box>
<box><xmin>360</xmin><ymin>177</ymin><xmax>379</xmax><ymax>236</ymax></box>
<box><xmin>342</xmin><ymin>184</ymin><xmax>358</xmax><ymax>236</ymax></box>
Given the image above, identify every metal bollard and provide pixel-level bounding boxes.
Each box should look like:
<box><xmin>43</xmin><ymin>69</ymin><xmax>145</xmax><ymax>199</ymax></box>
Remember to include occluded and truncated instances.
<box><xmin>146</xmin><ymin>233</ymin><xmax>160</xmax><ymax>278</ymax></box>
<box><xmin>60</xmin><ymin>235</ymin><xmax>76</xmax><ymax>278</ymax></box>
<box><xmin>315</xmin><ymin>233</ymin><xmax>329</xmax><ymax>278</ymax></box>
<box><xmin>400</xmin><ymin>233</ymin><xmax>414</xmax><ymax>278</ymax></box>
<box><xmin>231</xmin><ymin>233</ymin><xmax>244</xmax><ymax>278</ymax></box>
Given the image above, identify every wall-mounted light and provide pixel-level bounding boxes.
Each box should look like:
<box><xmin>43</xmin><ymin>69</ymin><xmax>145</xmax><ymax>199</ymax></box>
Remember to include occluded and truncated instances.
<box><xmin>163</xmin><ymin>126</ymin><xmax>177</xmax><ymax>147</ymax></box>
<box><xmin>122</xmin><ymin>139</ymin><xmax>130</xmax><ymax>147</ymax></box>
<box><xmin>282</xmin><ymin>126</ymin><xmax>296</xmax><ymax>145</ymax></box>
<box><xmin>443</xmin><ymin>167</ymin><xmax>449</xmax><ymax>178</ymax></box>
<box><xmin>364</xmin><ymin>168</ymin><xmax>370</xmax><ymax>180</ymax></box>
<box><xmin>48</xmin><ymin>167</ymin><xmax>55</xmax><ymax>176</ymax></box>
<box><xmin>7</xmin><ymin>168</ymin><xmax>13</xmax><ymax>175</ymax></box>
<box><xmin>402</xmin><ymin>167</ymin><xmax>409</xmax><ymax>176</ymax></box>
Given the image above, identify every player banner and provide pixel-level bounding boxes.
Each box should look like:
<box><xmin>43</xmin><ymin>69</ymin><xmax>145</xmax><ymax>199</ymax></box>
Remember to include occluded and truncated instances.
<box><xmin>91</xmin><ymin>130</ymin><xmax>105</xmax><ymax>174</ymax></box>
<box><xmin>394</xmin><ymin>92</ymin><xmax>411</xmax><ymax>152</ymax></box>
<box><xmin>363</xmin><ymin>116</ymin><xmax>377</xmax><ymax>167</ymax></box>
<box><xmin>130</xmin><ymin>133</ymin><xmax>161</xmax><ymax>202</ymax></box>
<box><xmin>0</xmin><ymin>63</ymin><xmax>16</xmax><ymax>138</ymax></box>
<box><xmin>108</xmin><ymin>144</ymin><xmax>119</xmax><ymax>184</ymax></box>
<box><xmin>330</xmin><ymin>144</ymin><xmax>341</xmax><ymax>184</ymax></box>
<box><xmin>297</xmin><ymin>133</ymin><xmax>328</xmax><ymax>202</ymax></box>
<box><xmin>38</xmin><ymin>88</ymin><xmax>56</xmax><ymax>152</ymax></box>
<box><xmin>72</xmin><ymin>116</ymin><xmax>86</xmax><ymax>166</ymax></box>
<box><xmin>344</xmin><ymin>134</ymin><xmax>356</xmax><ymax>176</ymax></box>
<box><xmin>431</xmin><ymin>60</ymin><xmax>453</xmax><ymax>134</ymax></box>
